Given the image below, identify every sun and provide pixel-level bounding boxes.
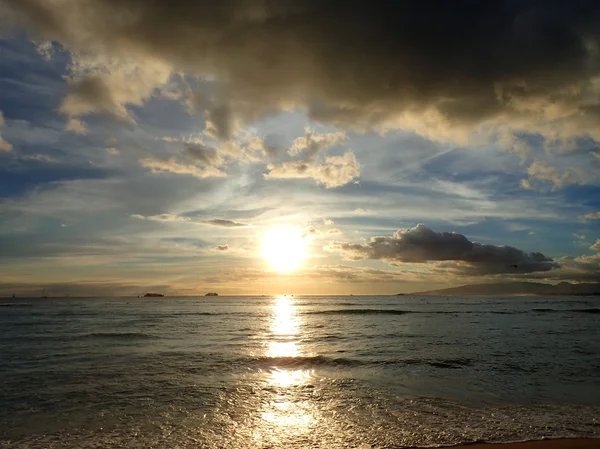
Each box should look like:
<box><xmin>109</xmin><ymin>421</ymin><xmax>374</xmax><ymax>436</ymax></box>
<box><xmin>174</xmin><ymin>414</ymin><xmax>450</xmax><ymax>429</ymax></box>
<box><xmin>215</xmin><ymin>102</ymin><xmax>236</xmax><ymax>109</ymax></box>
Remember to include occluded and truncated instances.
<box><xmin>261</xmin><ymin>227</ymin><xmax>307</xmax><ymax>273</ymax></box>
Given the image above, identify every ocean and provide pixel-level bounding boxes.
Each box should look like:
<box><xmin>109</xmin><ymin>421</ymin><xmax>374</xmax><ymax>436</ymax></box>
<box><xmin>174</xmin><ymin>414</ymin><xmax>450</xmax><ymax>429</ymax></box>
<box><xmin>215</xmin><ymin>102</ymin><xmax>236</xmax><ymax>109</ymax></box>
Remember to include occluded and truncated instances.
<box><xmin>1</xmin><ymin>295</ymin><xmax>599</xmax><ymax>448</ymax></box>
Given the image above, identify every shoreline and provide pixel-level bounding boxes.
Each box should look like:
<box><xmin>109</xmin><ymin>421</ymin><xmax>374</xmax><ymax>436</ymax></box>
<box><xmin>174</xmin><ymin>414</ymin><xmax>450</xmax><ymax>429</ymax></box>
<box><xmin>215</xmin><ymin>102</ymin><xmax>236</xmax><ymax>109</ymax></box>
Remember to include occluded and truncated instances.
<box><xmin>445</xmin><ymin>439</ymin><xmax>600</xmax><ymax>449</ymax></box>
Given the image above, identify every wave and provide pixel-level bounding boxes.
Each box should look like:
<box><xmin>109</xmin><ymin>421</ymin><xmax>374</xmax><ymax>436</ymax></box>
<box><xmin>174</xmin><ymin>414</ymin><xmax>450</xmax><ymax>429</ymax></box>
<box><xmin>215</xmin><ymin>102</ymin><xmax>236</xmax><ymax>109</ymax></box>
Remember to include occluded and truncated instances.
<box><xmin>165</xmin><ymin>311</ymin><xmax>260</xmax><ymax>317</ymax></box>
<box><xmin>305</xmin><ymin>308</ymin><xmax>523</xmax><ymax>316</ymax></box>
<box><xmin>54</xmin><ymin>311</ymin><xmax>98</xmax><ymax>317</ymax></box>
<box><xmin>574</xmin><ymin>308</ymin><xmax>600</xmax><ymax>314</ymax></box>
<box><xmin>165</xmin><ymin>312</ymin><xmax>220</xmax><ymax>316</ymax></box>
<box><xmin>306</xmin><ymin>309</ymin><xmax>412</xmax><ymax>316</ymax></box>
<box><xmin>247</xmin><ymin>355</ymin><xmax>364</xmax><ymax>369</ymax></box>
<box><xmin>10</xmin><ymin>320</ymin><xmax>53</xmax><ymax>327</ymax></box>
<box><xmin>244</xmin><ymin>355</ymin><xmax>476</xmax><ymax>370</ymax></box>
<box><xmin>393</xmin><ymin>357</ymin><xmax>475</xmax><ymax>369</ymax></box>
<box><xmin>532</xmin><ymin>308</ymin><xmax>600</xmax><ymax>314</ymax></box>
<box><xmin>80</xmin><ymin>332</ymin><xmax>157</xmax><ymax>340</ymax></box>
<box><xmin>0</xmin><ymin>303</ymin><xmax>34</xmax><ymax>307</ymax></box>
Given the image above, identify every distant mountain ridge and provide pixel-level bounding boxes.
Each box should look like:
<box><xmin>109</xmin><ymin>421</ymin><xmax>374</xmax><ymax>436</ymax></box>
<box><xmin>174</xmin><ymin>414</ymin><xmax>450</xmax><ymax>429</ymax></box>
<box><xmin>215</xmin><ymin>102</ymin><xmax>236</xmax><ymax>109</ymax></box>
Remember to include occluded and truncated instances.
<box><xmin>410</xmin><ymin>281</ymin><xmax>600</xmax><ymax>296</ymax></box>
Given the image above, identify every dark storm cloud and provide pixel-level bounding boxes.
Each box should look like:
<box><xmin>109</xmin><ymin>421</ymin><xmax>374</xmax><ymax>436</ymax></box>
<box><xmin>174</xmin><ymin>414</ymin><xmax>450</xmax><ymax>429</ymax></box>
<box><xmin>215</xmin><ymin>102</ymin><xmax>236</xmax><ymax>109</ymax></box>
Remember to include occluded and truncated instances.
<box><xmin>330</xmin><ymin>224</ymin><xmax>559</xmax><ymax>275</ymax></box>
<box><xmin>6</xmin><ymin>0</ymin><xmax>600</xmax><ymax>139</ymax></box>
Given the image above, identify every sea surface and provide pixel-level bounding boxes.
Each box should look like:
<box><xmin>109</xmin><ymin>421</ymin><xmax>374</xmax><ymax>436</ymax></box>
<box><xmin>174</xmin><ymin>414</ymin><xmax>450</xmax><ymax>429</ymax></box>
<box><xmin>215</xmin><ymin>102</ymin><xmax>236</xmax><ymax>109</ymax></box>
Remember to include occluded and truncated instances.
<box><xmin>1</xmin><ymin>295</ymin><xmax>599</xmax><ymax>448</ymax></box>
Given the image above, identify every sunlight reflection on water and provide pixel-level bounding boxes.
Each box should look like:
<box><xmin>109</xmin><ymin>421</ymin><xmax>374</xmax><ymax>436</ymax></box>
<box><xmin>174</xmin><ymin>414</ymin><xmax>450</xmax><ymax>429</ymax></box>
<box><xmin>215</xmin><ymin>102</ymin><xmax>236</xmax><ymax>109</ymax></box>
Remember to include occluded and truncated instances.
<box><xmin>260</xmin><ymin>296</ymin><xmax>316</xmax><ymax>436</ymax></box>
<box><xmin>267</xmin><ymin>295</ymin><xmax>302</xmax><ymax>357</ymax></box>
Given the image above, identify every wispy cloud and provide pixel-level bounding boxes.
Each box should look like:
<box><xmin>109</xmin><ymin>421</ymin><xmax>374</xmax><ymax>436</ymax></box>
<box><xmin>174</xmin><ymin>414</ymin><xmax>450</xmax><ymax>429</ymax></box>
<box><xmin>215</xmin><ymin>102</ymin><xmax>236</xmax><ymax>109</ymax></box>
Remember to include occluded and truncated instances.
<box><xmin>140</xmin><ymin>157</ymin><xmax>227</xmax><ymax>178</ymax></box>
<box><xmin>131</xmin><ymin>214</ymin><xmax>192</xmax><ymax>223</ymax></box>
<box><xmin>203</xmin><ymin>219</ymin><xmax>248</xmax><ymax>228</ymax></box>
<box><xmin>131</xmin><ymin>214</ymin><xmax>248</xmax><ymax>227</ymax></box>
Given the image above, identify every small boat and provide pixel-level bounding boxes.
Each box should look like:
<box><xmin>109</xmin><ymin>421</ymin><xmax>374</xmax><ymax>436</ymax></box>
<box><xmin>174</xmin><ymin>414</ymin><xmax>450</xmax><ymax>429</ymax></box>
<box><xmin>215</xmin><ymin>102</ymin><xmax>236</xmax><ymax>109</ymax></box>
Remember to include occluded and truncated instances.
<box><xmin>205</xmin><ymin>292</ymin><xmax>218</xmax><ymax>296</ymax></box>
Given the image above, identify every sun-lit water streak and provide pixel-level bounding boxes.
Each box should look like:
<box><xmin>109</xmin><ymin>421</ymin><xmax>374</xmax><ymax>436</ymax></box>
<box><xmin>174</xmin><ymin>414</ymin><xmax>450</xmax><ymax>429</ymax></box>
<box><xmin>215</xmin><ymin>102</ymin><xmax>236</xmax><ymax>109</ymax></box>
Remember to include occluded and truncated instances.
<box><xmin>259</xmin><ymin>295</ymin><xmax>316</xmax><ymax>435</ymax></box>
<box><xmin>267</xmin><ymin>295</ymin><xmax>301</xmax><ymax>358</ymax></box>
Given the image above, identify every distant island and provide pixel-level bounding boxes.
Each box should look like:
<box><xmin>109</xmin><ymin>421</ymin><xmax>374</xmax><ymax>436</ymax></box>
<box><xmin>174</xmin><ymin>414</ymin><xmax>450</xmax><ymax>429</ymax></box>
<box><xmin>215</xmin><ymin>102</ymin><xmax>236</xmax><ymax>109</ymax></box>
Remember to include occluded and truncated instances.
<box><xmin>411</xmin><ymin>281</ymin><xmax>600</xmax><ymax>296</ymax></box>
<box><xmin>143</xmin><ymin>292</ymin><xmax>164</xmax><ymax>297</ymax></box>
<box><xmin>205</xmin><ymin>292</ymin><xmax>218</xmax><ymax>296</ymax></box>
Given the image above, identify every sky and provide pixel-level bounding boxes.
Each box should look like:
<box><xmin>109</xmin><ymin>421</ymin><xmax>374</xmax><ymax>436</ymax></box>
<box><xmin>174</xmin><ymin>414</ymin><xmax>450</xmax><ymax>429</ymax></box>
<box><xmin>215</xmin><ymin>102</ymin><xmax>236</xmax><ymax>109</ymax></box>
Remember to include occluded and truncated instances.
<box><xmin>0</xmin><ymin>0</ymin><xmax>599</xmax><ymax>296</ymax></box>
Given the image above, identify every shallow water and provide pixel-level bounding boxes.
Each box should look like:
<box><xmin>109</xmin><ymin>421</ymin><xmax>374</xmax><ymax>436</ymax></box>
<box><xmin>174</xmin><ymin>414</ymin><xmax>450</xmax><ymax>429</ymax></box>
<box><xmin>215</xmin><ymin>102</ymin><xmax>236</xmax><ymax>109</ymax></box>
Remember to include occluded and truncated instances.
<box><xmin>1</xmin><ymin>295</ymin><xmax>599</xmax><ymax>448</ymax></box>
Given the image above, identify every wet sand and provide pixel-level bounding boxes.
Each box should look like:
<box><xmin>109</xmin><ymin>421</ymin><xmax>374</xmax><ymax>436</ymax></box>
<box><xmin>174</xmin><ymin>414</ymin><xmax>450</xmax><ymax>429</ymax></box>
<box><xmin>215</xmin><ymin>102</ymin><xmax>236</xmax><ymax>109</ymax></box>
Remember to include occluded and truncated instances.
<box><xmin>450</xmin><ymin>439</ymin><xmax>600</xmax><ymax>449</ymax></box>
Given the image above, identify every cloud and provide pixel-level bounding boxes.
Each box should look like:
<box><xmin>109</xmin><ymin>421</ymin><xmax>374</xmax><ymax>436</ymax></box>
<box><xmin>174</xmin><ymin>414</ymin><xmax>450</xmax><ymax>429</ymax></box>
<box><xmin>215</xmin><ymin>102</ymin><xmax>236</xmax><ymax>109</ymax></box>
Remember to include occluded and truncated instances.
<box><xmin>20</xmin><ymin>153</ymin><xmax>58</xmax><ymax>163</ymax></box>
<box><xmin>521</xmin><ymin>160</ymin><xmax>596</xmax><ymax>190</ymax></box>
<box><xmin>265</xmin><ymin>151</ymin><xmax>359</xmax><ymax>188</ymax></box>
<box><xmin>182</xmin><ymin>87</ymin><xmax>238</xmax><ymax>140</ymax></box>
<box><xmin>305</xmin><ymin>264</ymin><xmax>424</xmax><ymax>284</ymax></box>
<box><xmin>353</xmin><ymin>208</ymin><xmax>371</xmax><ymax>215</ymax></box>
<box><xmin>217</xmin><ymin>244</ymin><xmax>229</xmax><ymax>251</ymax></box>
<box><xmin>182</xmin><ymin>142</ymin><xmax>223</xmax><ymax>166</ymax></box>
<box><xmin>10</xmin><ymin>1</ymin><xmax>600</xmax><ymax>141</ymax></box>
<box><xmin>582</xmin><ymin>211</ymin><xmax>600</xmax><ymax>220</ymax></box>
<box><xmin>289</xmin><ymin>128</ymin><xmax>347</xmax><ymax>159</ymax></box>
<box><xmin>302</xmin><ymin>225</ymin><xmax>321</xmax><ymax>239</ymax></box>
<box><xmin>537</xmin><ymin>251</ymin><xmax>600</xmax><ymax>283</ymax></box>
<box><xmin>592</xmin><ymin>239</ymin><xmax>600</xmax><ymax>251</ymax></box>
<box><xmin>264</xmin><ymin>129</ymin><xmax>358</xmax><ymax>187</ymax></box>
<box><xmin>106</xmin><ymin>147</ymin><xmax>120</xmax><ymax>156</ymax></box>
<box><xmin>0</xmin><ymin>110</ymin><xmax>13</xmax><ymax>152</ymax></box>
<box><xmin>327</xmin><ymin>228</ymin><xmax>342</xmax><ymax>235</ymax></box>
<box><xmin>573</xmin><ymin>233</ymin><xmax>587</xmax><ymax>241</ymax></box>
<box><xmin>34</xmin><ymin>40</ymin><xmax>54</xmax><ymax>60</ymax></box>
<box><xmin>323</xmin><ymin>218</ymin><xmax>334</xmax><ymax>226</ymax></box>
<box><xmin>202</xmin><ymin>219</ymin><xmax>247</xmax><ymax>228</ymax></box>
<box><xmin>131</xmin><ymin>213</ymin><xmax>191</xmax><ymax>223</ymax></box>
<box><xmin>131</xmin><ymin>214</ymin><xmax>247</xmax><ymax>227</ymax></box>
<box><xmin>57</xmin><ymin>53</ymin><xmax>172</xmax><ymax>125</ymax></box>
<box><xmin>140</xmin><ymin>157</ymin><xmax>226</xmax><ymax>178</ymax></box>
<box><xmin>162</xmin><ymin>135</ymin><xmax>264</xmax><ymax>164</ymax></box>
<box><xmin>330</xmin><ymin>224</ymin><xmax>558</xmax><ymax>275</ymax></box>
<box><xmin>262</xmin><ymin>134</ymin><xmax>285</xmax><ymax>160</ymax></box>
<box><xmin>520</xmin><ymin>179</ymin><xmax>533</xmax><ymax>190</ymax></box>
<box><xmin>65</xmin><ymin>117</ymin><xmax>87</xmax><ymax>135</ymax></box>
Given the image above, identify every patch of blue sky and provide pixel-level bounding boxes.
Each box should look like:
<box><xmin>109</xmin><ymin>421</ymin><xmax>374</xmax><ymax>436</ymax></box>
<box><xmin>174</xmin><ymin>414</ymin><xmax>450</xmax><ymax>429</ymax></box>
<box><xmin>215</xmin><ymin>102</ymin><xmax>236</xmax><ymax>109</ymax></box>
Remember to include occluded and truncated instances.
<box><xmin>0</xmin><ymin>161</ymin><xmax>110</xmax><ymax>197</ymax></box>
<box><xmin>127</xmin><ymin>94</ymin><xmax>205</xmax><ymax>137</ymax></box>
<box><xmin>0</xmin><ymin>35</ymin><xmax>69</xmax><ymax>123</ymax></box>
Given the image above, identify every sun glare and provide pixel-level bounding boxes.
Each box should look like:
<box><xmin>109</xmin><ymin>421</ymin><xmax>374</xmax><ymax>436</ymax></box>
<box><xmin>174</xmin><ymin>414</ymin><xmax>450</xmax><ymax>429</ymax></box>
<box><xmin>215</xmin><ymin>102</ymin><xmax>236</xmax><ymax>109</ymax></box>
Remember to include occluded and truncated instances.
<box><xmin>261</xmin><ymin>227</ymin><xmax>307</xmax><ymax>273</ymax></box>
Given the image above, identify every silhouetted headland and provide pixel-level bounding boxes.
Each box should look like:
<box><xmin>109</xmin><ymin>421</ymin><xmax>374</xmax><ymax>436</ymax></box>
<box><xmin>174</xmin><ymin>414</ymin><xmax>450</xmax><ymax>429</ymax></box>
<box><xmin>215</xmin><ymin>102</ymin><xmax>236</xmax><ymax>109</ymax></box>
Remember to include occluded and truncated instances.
<box><xmin>143</xmin><ymin>292</ymin><xmax>164</xmax><ymax>297</ymax></box>
<box><xmin>205</xmin><ymin>292</ymin><xmax>218</xmax><ymax>296</ymax></box>
<box><xmin>412</xmin><ymin>281</ymin><xmax>600</xmax><ymax>296</ymax></box>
